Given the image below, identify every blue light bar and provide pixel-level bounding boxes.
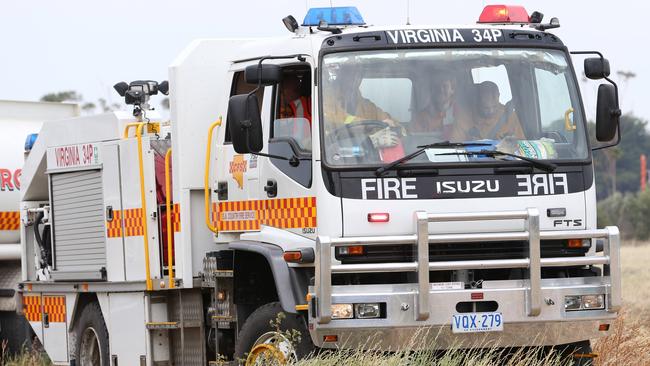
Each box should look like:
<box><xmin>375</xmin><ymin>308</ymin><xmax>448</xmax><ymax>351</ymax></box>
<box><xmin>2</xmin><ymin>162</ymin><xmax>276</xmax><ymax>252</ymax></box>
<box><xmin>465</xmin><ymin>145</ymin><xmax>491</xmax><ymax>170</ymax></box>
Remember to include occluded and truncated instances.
<box><xmin>302</xmin><ymin>6</ymin><xmax>365</xmax><ymax>27</ymax></box>
<box><xmin>24</xmin><ymin>133</ymin><xmax>38</xmax><ymax>152</ymax></box>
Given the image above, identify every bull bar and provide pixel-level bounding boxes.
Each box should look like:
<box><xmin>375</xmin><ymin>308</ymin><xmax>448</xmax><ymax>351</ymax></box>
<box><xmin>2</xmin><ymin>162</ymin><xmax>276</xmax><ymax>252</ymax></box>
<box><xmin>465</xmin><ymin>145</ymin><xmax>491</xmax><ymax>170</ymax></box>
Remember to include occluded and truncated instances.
<box><xmin>314</xmin><ymin>208</ymin><xmax>621</xmax><ymax>326</ymax></box>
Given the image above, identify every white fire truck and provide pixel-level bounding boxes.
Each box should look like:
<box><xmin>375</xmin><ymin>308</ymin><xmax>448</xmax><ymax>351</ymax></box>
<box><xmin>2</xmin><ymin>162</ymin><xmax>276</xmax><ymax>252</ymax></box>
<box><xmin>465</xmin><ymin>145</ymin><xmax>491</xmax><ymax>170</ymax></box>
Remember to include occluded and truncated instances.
<box><xmin>18</xmin><ymin>5</ymin><xmax>622</xmax><ymax>365</ymax></box>
<box><xmin>0</xmin><ymin>100</ymin><xmax>78</xmax><ymax>353</ymax></box>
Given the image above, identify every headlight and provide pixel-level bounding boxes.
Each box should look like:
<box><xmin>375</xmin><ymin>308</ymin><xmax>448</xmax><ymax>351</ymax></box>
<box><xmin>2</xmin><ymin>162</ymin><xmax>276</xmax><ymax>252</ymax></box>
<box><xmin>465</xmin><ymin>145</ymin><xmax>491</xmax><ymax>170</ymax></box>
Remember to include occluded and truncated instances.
<box><xmin>564</xmin><ymin>294</ymin><xmax>605</xmax><ymax>311</ymax></box>
<box><xmin>564</xmin><ymin>295</ymin><xmax>581</xmax><ymax>311</ymax></box>
<box><xmin>354</xmin><ymin>303</ymin><xmax>380</xmax><ymax>319</ymax></box>
<box><xmin>581</xmin><ymin>295</ymin><xmax>605</xmax><ymax>310</ymax></box>
<box><xmin>331</xmin><ymin>304</ymin><xmax>353</xmax><ymax>319</ymax></box>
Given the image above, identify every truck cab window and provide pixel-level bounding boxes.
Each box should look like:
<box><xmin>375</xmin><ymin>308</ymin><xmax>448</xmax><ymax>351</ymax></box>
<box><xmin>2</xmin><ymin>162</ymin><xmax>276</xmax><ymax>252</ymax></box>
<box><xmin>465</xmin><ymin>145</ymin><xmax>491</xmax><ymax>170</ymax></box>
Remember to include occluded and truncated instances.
<box><xmin>273</xmin><ymin>68</ymin><xmax>312</xmax><ymax>152</ymax></box>
<box><xmin>321</xmin><ymin>49</ymin><xmax>587</xmax><ymax>166</ymax></box>
<box><xmin>269</xmin><ymin>66</ymin><xmax>312</xmax><ymax>188</ymax></box>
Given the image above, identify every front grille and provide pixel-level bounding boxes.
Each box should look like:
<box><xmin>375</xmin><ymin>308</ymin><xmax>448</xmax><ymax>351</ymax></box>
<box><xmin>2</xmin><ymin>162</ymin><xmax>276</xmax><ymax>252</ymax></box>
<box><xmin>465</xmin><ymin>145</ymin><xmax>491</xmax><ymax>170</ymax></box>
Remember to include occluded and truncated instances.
<box><xmin>336</xmin><ymin>240</ymin><xmax>588</xmax><ymax>264</ymax></box>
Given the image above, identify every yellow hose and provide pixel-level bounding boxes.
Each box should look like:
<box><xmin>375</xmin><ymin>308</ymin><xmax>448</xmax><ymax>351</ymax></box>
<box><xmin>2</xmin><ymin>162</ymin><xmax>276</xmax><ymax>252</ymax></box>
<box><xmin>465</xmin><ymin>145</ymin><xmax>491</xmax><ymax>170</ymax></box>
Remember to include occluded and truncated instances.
<box><xmin>204</xmin><ymin>117</ymin><xmax>222</xmax><ymax>234</ymax></box>
<box><xmin>135</xmin><ymin>123</ymin><xmax>153</xmax><ymax>291</ymax></box>
<box><xmin>164</xmin><ymin>148</ymin><xmax>175</xmax><ymax>289</ymax></box>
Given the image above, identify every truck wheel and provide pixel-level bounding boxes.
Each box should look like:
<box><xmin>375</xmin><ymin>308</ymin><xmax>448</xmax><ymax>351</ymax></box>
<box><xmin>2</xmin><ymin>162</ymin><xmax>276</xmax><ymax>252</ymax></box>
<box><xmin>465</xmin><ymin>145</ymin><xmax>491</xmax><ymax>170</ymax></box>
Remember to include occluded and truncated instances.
<box><xmin>0</xmin><ymin>311</ymin><xmax>32</xmax><ymax>354</ymax></box>
<box><xmin>234</xmin><ymin>302</ymin><xmax>315</xmax><ymax>365</ymax></box>
<box><xmin>73</xmin><ymin>302</ymin><xmax>109</xmax><ymax>366</ymax></box>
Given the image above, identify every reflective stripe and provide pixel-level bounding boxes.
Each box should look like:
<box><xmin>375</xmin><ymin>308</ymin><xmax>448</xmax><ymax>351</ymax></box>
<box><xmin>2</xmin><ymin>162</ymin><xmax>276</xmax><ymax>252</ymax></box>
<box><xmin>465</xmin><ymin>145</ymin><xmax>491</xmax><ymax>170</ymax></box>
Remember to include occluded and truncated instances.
<box><xmin>217</xmin><ymin>197</ymin><xmax>317</xmax><ymax>232</ymax></box>
<box><xmin>23</xmin><ymin>295</ymin><xmax>42</xmax><ymax>322</ymax></box>
<box><xmin>0</xmin><ymin>211</ymin><xmax>20</xmax><ymax>230</ymax></box>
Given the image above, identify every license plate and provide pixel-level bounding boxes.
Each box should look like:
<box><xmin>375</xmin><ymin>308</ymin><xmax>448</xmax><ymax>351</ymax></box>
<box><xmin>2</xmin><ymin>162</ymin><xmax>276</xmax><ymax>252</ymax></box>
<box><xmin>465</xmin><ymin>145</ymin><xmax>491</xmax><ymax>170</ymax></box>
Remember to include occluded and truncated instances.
<box><xmin>451</xmin><ymin>312</ymin><xmax>503</xmax><ymax>333</ymax></box>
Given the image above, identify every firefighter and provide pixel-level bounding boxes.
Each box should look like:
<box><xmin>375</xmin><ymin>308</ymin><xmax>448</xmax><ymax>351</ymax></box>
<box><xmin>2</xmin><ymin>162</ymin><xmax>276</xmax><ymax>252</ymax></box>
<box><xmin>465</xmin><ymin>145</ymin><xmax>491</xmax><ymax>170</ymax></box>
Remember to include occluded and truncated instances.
<box><xmin>323</xmin><ymin>66</ymin><xmax>400</xmax><ymax>148</ymax></box>
<box><xmin>452</xmin><ymin>81</ymin><xmax>525</xmax><ymax>140</ymax></box>
<box><xmin>279</xmin><ymin>73</ymin><xmax>312</xmax><ymax>123</ymax></box>
<box><xmin>409</xmin><ymin>73</ymin><xmax>468</xmax><ymax>137</ymax></box>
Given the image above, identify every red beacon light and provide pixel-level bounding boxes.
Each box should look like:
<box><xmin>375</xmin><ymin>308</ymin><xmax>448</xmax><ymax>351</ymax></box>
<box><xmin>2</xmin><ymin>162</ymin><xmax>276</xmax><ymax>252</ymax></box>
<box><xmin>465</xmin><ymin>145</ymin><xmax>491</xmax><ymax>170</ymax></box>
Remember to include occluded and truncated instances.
<box><xmin>478</xmin><ymin>5</ymin><xmax>530</xmax><ymax>24</ymax></box>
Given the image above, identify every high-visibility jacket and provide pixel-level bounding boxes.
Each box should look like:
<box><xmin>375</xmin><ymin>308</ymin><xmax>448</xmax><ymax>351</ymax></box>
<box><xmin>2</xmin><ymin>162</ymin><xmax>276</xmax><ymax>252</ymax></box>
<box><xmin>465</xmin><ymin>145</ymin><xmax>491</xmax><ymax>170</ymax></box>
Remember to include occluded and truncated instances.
<box><xmin>280</xmin><ymin>97</ymin><xmax>312</xmax><ymax>123</ymax></box>
<box><xmin>452</xmin><ymin>103</ymin><xmax>525</xmax><ymax>140</ymax></box>
<box><xmin>323</xmin><ymin>93</ymin><xmax>392</xmax><ymax>128</ymax></box>
<box><xmin>289</xmin><ymin>96</ymin><xmax>312</xmax><ymax>124</ymax></box>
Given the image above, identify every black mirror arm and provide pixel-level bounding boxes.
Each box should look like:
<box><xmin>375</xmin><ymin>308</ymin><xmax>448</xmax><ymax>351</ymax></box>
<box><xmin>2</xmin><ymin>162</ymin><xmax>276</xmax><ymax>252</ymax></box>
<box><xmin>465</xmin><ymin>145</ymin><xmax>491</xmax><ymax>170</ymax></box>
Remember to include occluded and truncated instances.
<box><xmin>247</xmin><ymin>54</ymin><xmax>310</xmax><ymax>97</ymax></box>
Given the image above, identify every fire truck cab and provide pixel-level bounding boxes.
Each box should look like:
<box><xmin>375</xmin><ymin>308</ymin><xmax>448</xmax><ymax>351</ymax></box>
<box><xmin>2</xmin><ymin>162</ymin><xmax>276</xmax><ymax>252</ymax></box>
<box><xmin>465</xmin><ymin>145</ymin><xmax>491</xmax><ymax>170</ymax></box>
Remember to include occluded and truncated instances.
<box><xmin>18</xmin><ymin>5</ymin><xmax>621</xmax><ymax>365</ymax></box>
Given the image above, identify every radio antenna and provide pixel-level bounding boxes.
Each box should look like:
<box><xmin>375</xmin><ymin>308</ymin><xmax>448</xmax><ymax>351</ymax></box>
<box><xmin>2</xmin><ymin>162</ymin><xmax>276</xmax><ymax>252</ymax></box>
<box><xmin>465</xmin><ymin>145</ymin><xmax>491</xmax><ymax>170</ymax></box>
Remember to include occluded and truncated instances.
<box><xmin>406</xmin><ymin>0</ymin><xmax>411</xmax><ymax>25</ymax></box>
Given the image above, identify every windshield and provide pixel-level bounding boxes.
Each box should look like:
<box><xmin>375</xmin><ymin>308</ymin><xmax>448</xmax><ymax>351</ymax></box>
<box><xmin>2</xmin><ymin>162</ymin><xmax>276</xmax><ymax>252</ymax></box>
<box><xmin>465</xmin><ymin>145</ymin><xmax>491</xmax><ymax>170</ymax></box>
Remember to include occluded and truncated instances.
<box><xmin>320</xmin><ymin>48</ymin><xmax>588</xmax><ymax>167</ymax></box>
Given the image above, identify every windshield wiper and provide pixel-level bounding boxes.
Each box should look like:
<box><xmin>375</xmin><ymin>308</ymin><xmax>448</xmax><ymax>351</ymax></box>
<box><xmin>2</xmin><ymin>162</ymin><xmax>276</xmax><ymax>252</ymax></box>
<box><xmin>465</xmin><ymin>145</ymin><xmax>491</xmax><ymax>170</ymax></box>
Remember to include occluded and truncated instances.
<box><xmin>436</xmin><ymin>149</ymin><xmax>557</xmax><ymax>172</ymax></box>
<box><xmin>375</xmin><ymin>141</ymin><xmax>492</xmax><ymax>176</ymax></box>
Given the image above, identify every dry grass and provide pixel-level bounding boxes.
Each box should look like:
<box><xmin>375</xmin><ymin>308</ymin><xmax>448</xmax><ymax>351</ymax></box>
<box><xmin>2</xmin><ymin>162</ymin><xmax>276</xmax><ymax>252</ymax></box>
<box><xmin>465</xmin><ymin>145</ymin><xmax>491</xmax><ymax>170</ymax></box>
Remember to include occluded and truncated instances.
<box><xmin>4</xmin><ymin>244</ymin><xmax>650</xmax><ymax>365</ymax></box>
<box><xmin>592</xmin><ymin>242</ymin><xmax>650</xmax><ymax>366</ymax></box>
<box><xmin>0</xmin><ymin>340</ymin><xmax>49</xmax><ymax>366</ymax></box>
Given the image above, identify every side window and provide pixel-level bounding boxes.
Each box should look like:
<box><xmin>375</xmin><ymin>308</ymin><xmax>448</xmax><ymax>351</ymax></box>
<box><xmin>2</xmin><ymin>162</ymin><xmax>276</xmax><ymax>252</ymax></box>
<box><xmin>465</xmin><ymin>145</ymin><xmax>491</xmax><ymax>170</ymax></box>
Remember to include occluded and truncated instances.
<box><xmin>535</xmin><ymin>68</ymin><xmax>573</xmax><ymax>136</ymax></box>
<box><xmin>269</xmin><ymin>66</ymin><xmax>312</xmax><ymax>188</ymax></box>
<box><xmin>272</xmin><ymin>68</ymin><xmax>312</xmax><ymax>152</ymax></box>
<box><xmin>359</xmin><ymin>78</ymin><xmax>412</xmax><ymax>123</ymax></box>
<box><xmin>225</xmin><ymin>71</ymin><xmax>264</xmax><ymax>143</ymax></box>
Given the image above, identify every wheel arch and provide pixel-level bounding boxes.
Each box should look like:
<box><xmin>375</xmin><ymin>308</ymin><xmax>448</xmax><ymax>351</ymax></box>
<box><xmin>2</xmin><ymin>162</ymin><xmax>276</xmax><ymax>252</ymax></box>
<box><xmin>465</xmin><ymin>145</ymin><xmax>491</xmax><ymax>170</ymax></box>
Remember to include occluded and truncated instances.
<box><xmin>68</xmin><ymin>292</ymin><xmax>99</xmax><ymax>332</ymax></box>
<box><xmin>229</xmin><ymin>241</ymin><xmax>309</xmax><ymax>314</ymax></box>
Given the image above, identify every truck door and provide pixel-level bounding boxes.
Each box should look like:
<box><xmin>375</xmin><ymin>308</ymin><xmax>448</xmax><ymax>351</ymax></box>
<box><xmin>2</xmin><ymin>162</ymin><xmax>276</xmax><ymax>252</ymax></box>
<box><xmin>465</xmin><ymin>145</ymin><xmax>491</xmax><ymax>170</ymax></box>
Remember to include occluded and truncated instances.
<box><xmin>214</xmin><ymin>71</ymin><xmax>265</xmax><ymax>232</ymax></box>
<box><xmin>259</xmin><ymin>65</ymin><xmax>316</xmax><ymax>237</ymax></box>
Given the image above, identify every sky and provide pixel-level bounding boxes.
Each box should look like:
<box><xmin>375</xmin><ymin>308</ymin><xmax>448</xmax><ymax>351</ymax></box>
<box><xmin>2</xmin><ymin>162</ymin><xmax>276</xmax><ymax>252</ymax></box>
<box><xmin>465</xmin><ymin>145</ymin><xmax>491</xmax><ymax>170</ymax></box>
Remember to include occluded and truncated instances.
<box><xmin>1</xmin><ymin>0</ymin><xmax>648</xmax><ymax>121</ymax></box>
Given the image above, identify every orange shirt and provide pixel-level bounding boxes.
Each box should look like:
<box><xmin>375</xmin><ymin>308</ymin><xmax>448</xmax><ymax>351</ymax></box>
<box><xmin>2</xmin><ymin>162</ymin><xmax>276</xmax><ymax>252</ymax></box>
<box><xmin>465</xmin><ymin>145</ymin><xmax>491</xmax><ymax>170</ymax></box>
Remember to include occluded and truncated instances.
<box><xmin>452</xmin><ymin>104</ymin><xmax>525</xmax><ymax>141</ymax></box>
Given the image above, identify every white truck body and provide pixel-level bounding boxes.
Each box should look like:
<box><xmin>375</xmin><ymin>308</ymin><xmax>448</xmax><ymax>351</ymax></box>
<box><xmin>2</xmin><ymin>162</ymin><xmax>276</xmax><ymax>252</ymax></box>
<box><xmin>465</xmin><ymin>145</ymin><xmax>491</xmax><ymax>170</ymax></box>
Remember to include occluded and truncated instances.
<box><xmin>17</xmin><ymin>7</ymin><xmax>621</xmax><ymax>365</ymax></box>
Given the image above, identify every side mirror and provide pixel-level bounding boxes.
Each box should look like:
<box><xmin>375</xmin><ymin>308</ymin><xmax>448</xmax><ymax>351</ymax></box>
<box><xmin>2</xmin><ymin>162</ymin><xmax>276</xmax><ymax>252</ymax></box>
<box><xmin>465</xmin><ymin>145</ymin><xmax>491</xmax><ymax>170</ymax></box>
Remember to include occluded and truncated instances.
<box><xmin>584</xmin><ymin>57</ymin><xmax>610</xmax><ymax>80</ymax></box>
<box><xmin>245</xmin><ymin>64</ymin><xmax>282</xmax><ymax>85</ymax></box>
<box><xmin>596</xmin><ymin>84</ymin><xmax>620</xmax><ymax>142</ymax></box>
<box><xmin>227</xmin><ymin>94</ymin><xmax>263</xmax><ymax>153</ymax></box>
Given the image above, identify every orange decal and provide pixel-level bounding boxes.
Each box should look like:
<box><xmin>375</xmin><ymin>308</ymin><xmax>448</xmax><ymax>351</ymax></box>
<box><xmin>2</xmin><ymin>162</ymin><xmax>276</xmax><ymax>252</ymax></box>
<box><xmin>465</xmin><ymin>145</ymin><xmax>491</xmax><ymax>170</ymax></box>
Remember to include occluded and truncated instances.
<box><xmin>172</xmin><ymin>203</ymin><xmax>181</xmax><ymax>232</ymax></box>
<box><xmin>23</xmin><ymin>295</ymin><xmax>42</xmax><ymax>322</ymax></box>
<box><xmin>106</xmin><ymin>210</ymin><xmax>123</xmax><ymax>238</ymax></box>
<box><xmin>229</xmin><ymin>155</ymin><xmax>247</xmax><ymax>189</ymax></box>
<box><xmin>0</xmin><ymin>211</ymin><xmax>20</xmax><ymax>231</ymax></box>
<box><xmin>106</xmin><ymin>208</ymin><xmax>145</xmax><ymax>237</ymax></box>
<box><xmin>43</xmin><ymin>296</ymin><xmax>66</xmax><ymax>323</ymax></box>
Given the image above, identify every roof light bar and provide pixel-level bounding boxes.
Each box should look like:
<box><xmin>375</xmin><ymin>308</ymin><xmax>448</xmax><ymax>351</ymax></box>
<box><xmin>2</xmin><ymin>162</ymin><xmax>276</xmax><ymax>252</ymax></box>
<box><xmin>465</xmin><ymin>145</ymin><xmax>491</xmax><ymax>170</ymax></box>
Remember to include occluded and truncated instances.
<box><xmin>302</xmin><ymin>6</ymin><xmax>365</xmax><ymax>27</ymax></box>
<box><xmin>478</xmin><ymin>5</ymin><xmax>530</xmax><ymax>24</ymax></box>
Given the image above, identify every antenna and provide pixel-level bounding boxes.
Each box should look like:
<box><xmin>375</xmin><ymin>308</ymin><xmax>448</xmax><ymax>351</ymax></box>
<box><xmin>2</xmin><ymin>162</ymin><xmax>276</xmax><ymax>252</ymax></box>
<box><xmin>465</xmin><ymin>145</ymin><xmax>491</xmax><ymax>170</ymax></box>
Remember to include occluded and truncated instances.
<box><xmin>406</xmin><ymin>0</ymin><xmax>411</xmax><ymax>25</ymax></box>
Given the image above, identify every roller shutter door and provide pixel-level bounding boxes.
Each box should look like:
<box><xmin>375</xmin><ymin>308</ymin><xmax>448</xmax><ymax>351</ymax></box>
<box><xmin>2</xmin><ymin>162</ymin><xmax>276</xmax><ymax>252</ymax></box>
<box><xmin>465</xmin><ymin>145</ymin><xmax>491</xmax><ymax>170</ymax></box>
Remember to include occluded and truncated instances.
<box><xmin>50</xmin><ymin>169</ymin><xmax>106</xmax><ymax>280</ymax></box>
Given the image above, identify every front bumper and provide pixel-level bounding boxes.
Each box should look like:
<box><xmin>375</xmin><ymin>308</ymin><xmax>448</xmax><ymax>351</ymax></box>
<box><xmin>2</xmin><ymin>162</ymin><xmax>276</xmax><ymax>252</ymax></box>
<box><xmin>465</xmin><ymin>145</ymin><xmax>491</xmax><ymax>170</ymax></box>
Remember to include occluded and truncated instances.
<box><xmin>308</xmin><ymin>209</ymin><xmax>621</xmax><ymax>349</ymax></box>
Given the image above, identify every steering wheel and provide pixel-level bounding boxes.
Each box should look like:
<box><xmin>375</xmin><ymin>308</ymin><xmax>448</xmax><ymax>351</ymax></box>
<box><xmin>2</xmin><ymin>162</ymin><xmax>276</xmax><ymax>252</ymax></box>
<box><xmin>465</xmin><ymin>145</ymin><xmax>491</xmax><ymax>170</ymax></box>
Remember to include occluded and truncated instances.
<box><xmin>330</xmin><ymin>119</ymin><xmax>390</xmax><ymax>141</ymax></box>
<box><xmin>327</xmin><ymin>120</ymin><xmax>390</xmax><ymax>163</ymax></box>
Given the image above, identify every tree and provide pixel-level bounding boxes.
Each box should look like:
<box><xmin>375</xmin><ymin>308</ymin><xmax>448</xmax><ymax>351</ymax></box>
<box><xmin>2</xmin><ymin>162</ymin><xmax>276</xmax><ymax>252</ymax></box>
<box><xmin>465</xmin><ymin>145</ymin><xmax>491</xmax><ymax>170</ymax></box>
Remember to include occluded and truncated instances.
<box><xmin>40</xmin><ymin>91</ymin><xmax>82</xmax><ymax>103</ymax></box>
<box><xmin>40</xmin><ymin>91</ymin><xmax>121</xmax><ymax>115</ymax></box>
<box><xmin>590</xmin><ymin>114</ymin><xmax>650</xmax><ymax>200</ymax></box>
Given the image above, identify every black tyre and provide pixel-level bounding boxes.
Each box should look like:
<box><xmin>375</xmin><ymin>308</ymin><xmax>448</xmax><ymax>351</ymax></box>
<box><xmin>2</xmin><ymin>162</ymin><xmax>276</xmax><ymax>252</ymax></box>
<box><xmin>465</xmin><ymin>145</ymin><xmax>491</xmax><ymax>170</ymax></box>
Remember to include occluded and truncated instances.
<box><xmin>560</xmin><ymin>340</ymin><xmax>593</xmax><ymax>366</ymax></box>
<box><xmin>72</xmin><ymin>302</ymin><xmax>109</xmax><ymax>366</ymax></box>
<box><xmin>234</xmin><ymin>302</ymin><xmax>315</xmax><ymax>365</ymax></box>
<box><xmin>0</xmin><ymin>311</ymin><xmax>33</xmax><ymax>354</ymax></box>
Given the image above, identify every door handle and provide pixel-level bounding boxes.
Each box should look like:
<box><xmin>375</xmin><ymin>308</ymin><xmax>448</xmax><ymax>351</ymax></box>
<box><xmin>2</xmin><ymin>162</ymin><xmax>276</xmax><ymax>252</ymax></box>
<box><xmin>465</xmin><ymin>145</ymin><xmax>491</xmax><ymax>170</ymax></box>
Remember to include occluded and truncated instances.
<box><xmin>264</xmin><ymin>179</ymin><xmax>277</xmax><ymax>198</ymax></box>
<box><xmin>215</xmin><ymin>181</ymin><xmax>228</xmax><ymax>200</ymax></box>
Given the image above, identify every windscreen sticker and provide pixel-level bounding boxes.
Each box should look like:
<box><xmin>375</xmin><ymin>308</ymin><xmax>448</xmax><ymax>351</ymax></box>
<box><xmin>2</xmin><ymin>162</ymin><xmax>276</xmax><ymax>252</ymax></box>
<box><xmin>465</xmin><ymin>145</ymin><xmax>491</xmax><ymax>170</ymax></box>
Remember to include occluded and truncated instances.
<box><xmin>386</xmin><ymin>28</ymin><xmax>504</xmax><ymax>45</ymax></box>
<box><xmin>348</xmin><ymin>172</ymin><xmax>582</xmax><ymax>200</ymax></box>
